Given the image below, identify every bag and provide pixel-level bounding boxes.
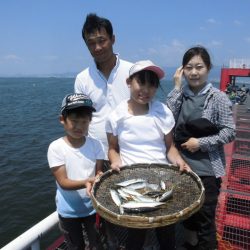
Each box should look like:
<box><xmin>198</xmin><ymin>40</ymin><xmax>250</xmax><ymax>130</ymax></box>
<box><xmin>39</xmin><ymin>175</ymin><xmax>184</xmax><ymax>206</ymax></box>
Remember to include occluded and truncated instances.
<box><xmin>175</xmin><ymin>118</ymin><xmax>219</xmax><ymax>146</ymax></box>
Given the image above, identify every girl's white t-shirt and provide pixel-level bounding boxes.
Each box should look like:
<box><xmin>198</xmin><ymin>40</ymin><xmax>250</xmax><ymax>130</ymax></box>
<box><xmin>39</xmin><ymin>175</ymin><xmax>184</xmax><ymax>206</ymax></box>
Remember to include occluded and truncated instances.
<box><xmin>106</xmin><ymin>99</ymin><xmax>175</xmax><ymax>165</ymax></box>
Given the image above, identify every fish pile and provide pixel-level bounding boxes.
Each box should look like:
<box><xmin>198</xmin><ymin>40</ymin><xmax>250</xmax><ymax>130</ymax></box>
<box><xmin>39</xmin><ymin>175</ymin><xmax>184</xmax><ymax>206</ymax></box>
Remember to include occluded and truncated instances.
<box><xmin>110</xmin><ymin>178</ymin><xmax>174</xmax><ymax>214</ymax></box>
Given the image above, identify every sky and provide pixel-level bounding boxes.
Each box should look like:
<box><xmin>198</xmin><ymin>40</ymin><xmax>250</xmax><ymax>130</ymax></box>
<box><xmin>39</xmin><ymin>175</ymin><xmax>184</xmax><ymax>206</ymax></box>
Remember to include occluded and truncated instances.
<box><xmin>1</xmin><ymin>0</ymin><xmax>250</xmax><ymax>76</ymax></box>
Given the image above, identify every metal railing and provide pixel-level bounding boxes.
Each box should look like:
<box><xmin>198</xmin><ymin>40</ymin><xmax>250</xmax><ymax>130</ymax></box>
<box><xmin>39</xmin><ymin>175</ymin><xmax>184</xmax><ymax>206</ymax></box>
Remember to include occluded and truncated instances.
<box><xmin>1</xmin><ymin>211</ymin><xmax>59</xmax><ymax>250</ymax></box>
<box><xmin>229</xmin><ymin>58</ymin><xmax>250</xmax><ymax>69</ymax></box>
<box><xmin>216</xmin><ymin>103</ymin><xmax>250</xmax><ymax>250</ymax></box>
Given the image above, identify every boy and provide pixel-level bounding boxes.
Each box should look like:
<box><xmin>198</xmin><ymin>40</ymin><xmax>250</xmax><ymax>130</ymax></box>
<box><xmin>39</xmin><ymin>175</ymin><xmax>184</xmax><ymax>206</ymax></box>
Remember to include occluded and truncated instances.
<box><xmin>47</xmin><ymin>93</ymin><xmax>105</xmax><ymax>250</ymax></box>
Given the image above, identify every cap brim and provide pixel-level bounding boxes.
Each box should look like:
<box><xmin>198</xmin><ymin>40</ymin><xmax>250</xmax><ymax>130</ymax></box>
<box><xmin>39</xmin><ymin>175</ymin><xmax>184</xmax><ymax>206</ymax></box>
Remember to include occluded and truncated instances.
<box><xmin>144</xmin><ymin>66</ymin><xmax>165</xmax><ymax>79</ymax></box>
<box><xmin>62</xmin><ymin>104</ymin><xmax>96</xmax><ymax>113</ymax></box>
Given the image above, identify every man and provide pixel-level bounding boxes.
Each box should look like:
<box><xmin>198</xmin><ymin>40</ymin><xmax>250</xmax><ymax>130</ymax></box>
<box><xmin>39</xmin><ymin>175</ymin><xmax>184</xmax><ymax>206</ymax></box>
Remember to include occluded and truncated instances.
<box><xmin>74</xmin><ymin>13</ymin><xmax>133</xmax><ymax>249</ymax></box>
<box><xmin>74</xmin><ymin>13</ymin><xmax>133</xmax><ymax>159</ymax></box>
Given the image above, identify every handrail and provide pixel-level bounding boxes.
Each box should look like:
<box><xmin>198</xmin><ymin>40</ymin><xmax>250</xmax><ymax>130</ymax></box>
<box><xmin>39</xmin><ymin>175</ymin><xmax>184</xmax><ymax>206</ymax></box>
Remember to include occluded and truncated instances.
<box><xmin>1</xmin><ymin>211</ymin><xmax>59</xmax><ymax>250</ymax></box>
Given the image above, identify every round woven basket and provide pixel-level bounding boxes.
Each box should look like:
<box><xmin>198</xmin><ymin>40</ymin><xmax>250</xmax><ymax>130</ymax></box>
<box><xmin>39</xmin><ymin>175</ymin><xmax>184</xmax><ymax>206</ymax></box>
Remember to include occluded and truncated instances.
<box><xmin>91</xmin><ymin>163</ymin><xmax>205</xmax><ymax>229</ymax></box>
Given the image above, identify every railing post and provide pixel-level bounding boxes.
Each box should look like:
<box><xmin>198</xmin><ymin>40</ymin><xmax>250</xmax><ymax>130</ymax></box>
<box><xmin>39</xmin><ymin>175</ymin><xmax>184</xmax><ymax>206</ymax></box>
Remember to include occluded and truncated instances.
<box><xmin>31</xmin><ymin>239</ymin><xmax>40</xmax><ymax>250</ymax></box>
<box><xmin>1</xmin><ymin>211</ymin><xmax>58</xmax><ymax>250</ymax></box>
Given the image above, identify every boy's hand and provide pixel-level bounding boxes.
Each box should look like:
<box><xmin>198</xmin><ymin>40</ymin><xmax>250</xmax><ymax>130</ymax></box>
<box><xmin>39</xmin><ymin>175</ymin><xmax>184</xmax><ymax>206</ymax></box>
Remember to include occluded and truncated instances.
<box><xmin>94</xmin><ymin>172</ymin><xmax>103</xmax><ymax>183</ymax></box>
<box><xmin>85</xmin><ymin>177</ymin><xmax>95</xmax><ymax>196</ymax></box>
<box><xmin>86</xmin><ymin>182</ymin><xmax>93</xmax><ymax>196</ymax></box>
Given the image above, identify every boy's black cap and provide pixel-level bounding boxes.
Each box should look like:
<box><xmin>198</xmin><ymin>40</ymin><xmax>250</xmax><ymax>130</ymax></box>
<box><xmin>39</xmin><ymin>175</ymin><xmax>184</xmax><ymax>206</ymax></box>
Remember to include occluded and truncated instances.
<box><xmin>61</xmin><ymin>93</ymin><xmax>96</xmax><ymax>114</ymax></box>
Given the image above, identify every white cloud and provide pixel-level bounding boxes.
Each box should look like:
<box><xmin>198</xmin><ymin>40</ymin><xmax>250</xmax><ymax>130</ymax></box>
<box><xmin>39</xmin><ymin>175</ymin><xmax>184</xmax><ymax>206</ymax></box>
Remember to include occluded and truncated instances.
<box><xmin>233</xmin><ymin>20</ymin><xmax>242</xmax><ymax>25</ymax></box>
<box><xmin>3</xmin><ymin>54</ymin><xmax>22</xmax><ymax>62</ymax></box>
<box><xmin>206</xmin><ymin>18</ymin><xmax>217</xmax><ymax>24</ymax></box>
<box><xmin>171</xmin><ymin>39</ymin><xmax>185</xmax><ymax>50</ymax></box>
<box><xmin>138</xmin><ymin>39</ymin><xmax>186</xmax><ymax>66</ymax></box>
<box><xmin>245</xmin><ymin>37</ymin><xmax>250</xmax><ymax>43</ymax></box>
<box><xmin>42</xmin><ymin>55</ymin><xmax>59</xmax><ymax>61</ymax></box>
<box><xmin>208</xmin><ymin>40</ymin><xmax>223</xmax><ymax>47</ymax></box>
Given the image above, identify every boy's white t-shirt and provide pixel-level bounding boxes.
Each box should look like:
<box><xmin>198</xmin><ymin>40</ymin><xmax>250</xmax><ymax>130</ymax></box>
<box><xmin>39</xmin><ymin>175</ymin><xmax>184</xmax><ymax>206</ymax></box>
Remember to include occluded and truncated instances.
<box><xmin>106</xmin><ymin>99</ymin><xmax>175</xmax><ymax>165</ymax></box>
<box><xmin>47</xmin><ymin>136</ymin><xmax>105</xmax><ymax>218</ymax></box>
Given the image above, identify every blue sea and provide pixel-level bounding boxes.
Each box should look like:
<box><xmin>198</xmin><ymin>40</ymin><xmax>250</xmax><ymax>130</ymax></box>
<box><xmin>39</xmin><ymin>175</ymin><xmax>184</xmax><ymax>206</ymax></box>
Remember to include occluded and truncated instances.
<box><xmin>0</xmin><ymin>77</ymin><xmax>75</xmax><ymax>248</ymax></box>
<box><xmin>0</xmin><ymin>77</ymin><xmax>221</xmax><ymax>248</ymax></box>
<box><xmin>0</xmin><ymin>77</ymin><xmax>175</xmax><ymax>248</ymax></box>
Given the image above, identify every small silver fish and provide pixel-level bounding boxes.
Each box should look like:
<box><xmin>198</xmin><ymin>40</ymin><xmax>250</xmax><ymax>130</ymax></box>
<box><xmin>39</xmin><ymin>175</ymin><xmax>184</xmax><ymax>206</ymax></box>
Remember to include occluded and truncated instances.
<box><xmin>116</xmin><ymin>178</ymin><xmax>145</xmax><ymax>187</ymax></box>
<box><xmin>160</xmin><ymin>180</ymin><xmax>166</xmax><ymax>190</ymax></box>
<box><xmin>132</xmin><ymin>195</ymin><xmax>157</xmax><ymax>203</ymax></box>
<box><xmin>126</xmin><ymin>182</ymin><xmax>147</xmax><ymax>190</ymax></box>
<box><xmin>121</xmin><ymin>201</ymin><xmax>165</xmax><ymax>213</ymax></box>
<box><xmin>110</xmin><ymin>189</ymin><xmax>122</xmax><ymax>206</ymax></box>
<box><xmin>110</xmin><ymin>189</ymin><xmax>124</xmax><ymax>214</ymax></box>
<box><xmin>121</xmin><ymin>201</ymin><xmax>165</xmax><ymax>209</ymax></box>
<box><xmin>117</xmin><ymin>188</ymin><xmax>130</xmax><ymax>200</ymax></box>
<box><xmin>156</xmin><ymin>187</ymin><xmax>174</xmax><ymax>202</ymax></box>
<box><xmin>145</xmin><ymin>183</ymin><xmax>161</xmax><ymax>191</ymax></box>
<box><xmin>142</xmin><ymin>190</ymin><xmax>162</xmax><ymax>196</ymax></box>
<box><xmin>121</xmin><ymin>187</ymin><xmax>143</xmax><ymax>197</ymax></box>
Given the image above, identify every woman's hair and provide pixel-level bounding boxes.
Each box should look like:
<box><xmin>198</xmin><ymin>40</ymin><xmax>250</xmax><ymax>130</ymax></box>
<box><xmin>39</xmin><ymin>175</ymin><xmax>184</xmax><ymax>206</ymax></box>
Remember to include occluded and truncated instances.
<box><xmin>129</xmin><ymin>70</ymin><xmax>160</xmax><ymax>88</ymax></box>
<box><xmin>82</xmin><ymin>13</ymin><xmax>113</xmax><ymax>41</ymax></box>
<box><xmin>182</xmin><ymin>46</ymin><xmax>212</xmax><ymax>70</ymax></box>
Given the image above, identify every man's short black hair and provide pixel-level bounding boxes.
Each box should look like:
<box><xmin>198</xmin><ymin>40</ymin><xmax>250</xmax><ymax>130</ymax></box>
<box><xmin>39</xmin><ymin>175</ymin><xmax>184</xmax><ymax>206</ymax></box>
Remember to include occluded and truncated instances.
<box><xmin>82</xmin><ymin>13</ymin><xmax>113</xmax><ymax>41</ymax></box>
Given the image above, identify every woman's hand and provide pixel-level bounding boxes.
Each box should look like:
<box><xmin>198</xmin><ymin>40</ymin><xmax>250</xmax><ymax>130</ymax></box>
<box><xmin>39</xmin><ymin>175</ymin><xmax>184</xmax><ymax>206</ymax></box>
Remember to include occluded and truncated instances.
<box><xmin>181</xmin><ymin>137</ymin><xmax>200</xmax><ymax>153</ymax></box>
<box><xmin>173</xmin><ymin>66</ymin><xmax>184</xmax><ymax>90</ymax></box>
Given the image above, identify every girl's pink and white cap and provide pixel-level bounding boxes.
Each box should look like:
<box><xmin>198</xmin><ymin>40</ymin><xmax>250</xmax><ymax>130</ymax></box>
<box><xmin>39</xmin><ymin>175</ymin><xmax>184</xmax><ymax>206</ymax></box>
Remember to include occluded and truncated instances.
<box><xmin>129</xmin><ymin>60</ymin><xmax>165</xmax><ymax>79</ymax></box>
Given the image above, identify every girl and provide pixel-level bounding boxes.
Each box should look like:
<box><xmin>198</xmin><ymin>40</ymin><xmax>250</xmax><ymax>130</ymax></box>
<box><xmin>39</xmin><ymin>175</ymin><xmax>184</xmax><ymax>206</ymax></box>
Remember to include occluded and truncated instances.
<box><xmin>106</xmin><ymin>60</ymin><xmax>190</xmax><ymax>250</ymax></box>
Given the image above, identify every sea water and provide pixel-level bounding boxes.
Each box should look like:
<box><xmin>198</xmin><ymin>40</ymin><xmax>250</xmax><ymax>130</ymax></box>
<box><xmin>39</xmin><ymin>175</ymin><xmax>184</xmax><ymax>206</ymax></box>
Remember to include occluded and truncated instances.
<box><xmin>0</xmin><ymin>77</ymin><xmax>73</xmax><ymax>247</ymax></box>
<box><xmin>0</xmin><ymin>77</ymin><xmax>220</xmax><ymax>247</ymax></box>
<box><xmin>0</xmin><ymin>77</ymin><xmax>172</xmax><ymax>247</ymax></box>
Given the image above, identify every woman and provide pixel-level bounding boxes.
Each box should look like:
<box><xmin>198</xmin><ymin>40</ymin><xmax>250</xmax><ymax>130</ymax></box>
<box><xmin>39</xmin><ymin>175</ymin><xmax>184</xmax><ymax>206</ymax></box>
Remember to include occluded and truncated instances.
<box><xmin>166</xmin><ymin>46</ymin><xmax>235</xmax><ymax>250</ymax></box>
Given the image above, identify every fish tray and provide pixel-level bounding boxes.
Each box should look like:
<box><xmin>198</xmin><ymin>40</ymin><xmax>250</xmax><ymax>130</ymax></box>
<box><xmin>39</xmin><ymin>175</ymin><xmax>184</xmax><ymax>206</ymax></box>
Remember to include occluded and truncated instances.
<box><xmin>91</xmin><ymin>163</ymin><xmax>205</xmax><ymax>228</ymax></box>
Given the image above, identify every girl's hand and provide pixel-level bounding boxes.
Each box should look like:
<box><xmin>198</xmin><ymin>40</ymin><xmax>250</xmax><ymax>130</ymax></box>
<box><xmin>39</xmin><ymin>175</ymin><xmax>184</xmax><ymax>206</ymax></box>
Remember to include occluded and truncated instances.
<box><xmin>181</xmin><ymin>138</ymin><xmax>200</xmax><ymax>153</ymax></box>
<box><xmin>111</xmin><ymin>161</ymin><xmax>122</xmax><ymax>172</ymax></box>
<box><xmin>176</xmin><ymin>159</ymin><xmax>191</xmax><ymax>173</ymax></box>
<box><xmin>173</xmin><ymin>66</ymin><xmax>184</xmax><ymax>90</ymax></box>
